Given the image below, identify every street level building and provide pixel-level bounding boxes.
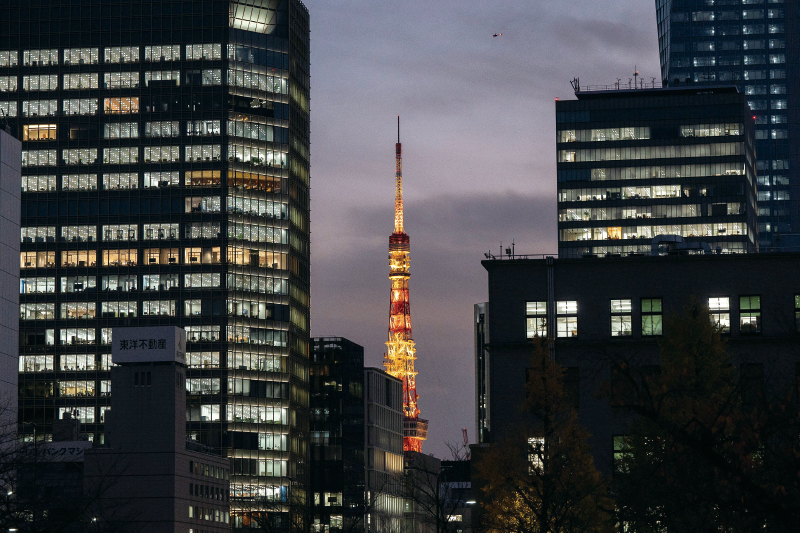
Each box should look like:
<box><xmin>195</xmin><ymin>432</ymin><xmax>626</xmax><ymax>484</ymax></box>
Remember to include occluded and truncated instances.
<box><xmin>309</xmin><ymin>337</ymin><xmax>366</xmax><ymax>533</ymax></box>
<box><xmin>478</xmin><ymin>253</ymin><xmax>800</xmax><ymax>474</ymax></box>
<box><xmin>0</xmin><ymin>128</ymin><xmax>21</xmax><ymax>423</ymax></box>
<box><xmin>557</xmin><ymin>84</ymin><xmax>757</xmax><ymax>258</ymax></box>
<box><xmin>2</xmin><ymin>0</ymin><xmax>311</xmax><ymax>523</ymax></box>
<box><xmin>655</xmin><ymin>0</ymin><xmax>800</xmax><ymax>245</ymax></box>
<box><xmin>85</xmin><ymin>326</ymin><xmax>230</xmax><ymax>532</ymax></box>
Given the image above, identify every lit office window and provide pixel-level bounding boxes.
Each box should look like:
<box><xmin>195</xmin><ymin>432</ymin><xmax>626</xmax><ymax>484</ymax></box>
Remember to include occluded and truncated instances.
<box><xmin>739</xmin><ymin>296</ymin><xmax>761</xmax><ymax>334</ymax></box>
<box><xmin>641</xmin><ymin>298</ymin><xmax>662</xmax><ymax>336</ymax></box>
<box><xmin>185</xmin><ymin>44</ymin><xmax>222</xmax><ymax>60</ymax></box>
<box><xmin>62</xmin><ymin>148</ymin><xmax>97</xmax><ymax>165</ymax></box>
<box><xmin>144</xmin><ymin>248</ymin><xmax>180</xmax><ymax>265</ymax></box>
<box><xmin>101</xmin><ymin>275</ymin><xmax>137</xmax><ymax>292</ymax></box>
<box><xmin>61</xmin><ymin>250</ymin><xmax>96</xmax><ymax>268</ymax></box>
<box><xmin>610</xmin><ymin>300</ymin><xmax>632</xmax><ymax>337</ymax></box>
<box><xmin>20</xmin><ymin>277</ymin><xmax>56</xmax><ymax>294</ymax></box>
<box><xmin>144</xmin><ymin>70</ymin><xmax>181</xmax><ymax>87</ymax></box>
<box><xmin>23</xmin><ymin>124</ymin><xmax>56</xmax><ymax>141</ymax></box>
<box><xmin>0</xmin><ymin>76</ymin><xmax>17</xmax><ymax>92</ymax></box>
<box><xmin>104</xmin><ymin>46</ymin><xmax>139</xmax><ymax>63</ymax></box>
<box><xmin>186</xmin><ymin>170</ymin><xmax>221</xmax><ymax>187</ymax></box>
<box><xmin>102</xmin><ymin>224</ymin><xmax>138</xmax><ymax>242</ymax></box>
<box><xmin>0</xmin><ymin>51</ymin><xmax>19</xmax><ymax>67</ymax></box>
<box><xmin>142</xmin><ymin>274</ymin><xmax>179</xmax><ymax>291</ymax></box>
<box><xmin>143</xmin><ymin>223</ymin><xmax>179</xmax><ymax>241</ymax></box>
<box><xmin>60</xmin><ymin>302</ymin><xmax>96</xmax><ymax>320</ymax></box>
<box><xmin>185</xmin><ymin>145</ymin><xmax>221</xmax><ymax>162</ymax></box>
<box><xmin>103</xmin><ymin>147</ymin><xmax>138</xmax><ymax>164</ymax></box>
<box><xmin>21</xmin><ymin>226</ymin><xmax>56</xmax><ymax>243</ymax></box>
<box><xmin>144</xmin><ymin>121</ymin><xmax>180</xmax><ymax>137</ymax></box>
<box><xmin>0</xmin><ymin>102</ymin><xmax>17</xmax><ymax>118</ymax></box>
<box><xmin>101</xmin><ymin>301</ymin><xmax>138</xmax><ymax>318</ymax></box>
<box><xmin>102</xmin><ymin>173</ymin><xmax>138</xmax><ymax>190</ymax></box>
<box><xmin>22</xmin><ymin>49</ymin><xmax>56</xmax><ymax>66</ymax></box>
<box><xmin>22</xmin><ymin>175</ymin><xmax>56</xmax><ymax>192</ymax></box>
<box><xmin>62</xmin><ymin>174</ymin><xmax>97</xmax><ymax>191</ymax></box>
<box><xmin>103</xmin><ymin>122</ymin><xmax>139</xmax><ymax>139</ymax></box>
<box><xmin>189</xmin><ymin>120</ymin><xmax>222</xmax><ymax>136</ymax></box>
<box><xmin>144</xmin><ymin>146</ymin><xmax>179</xmax><ymax>163</ymax></box>
<box><xmin>22</xmin><ymin>75</ymin><xmax>58</xmax><ymax>91</ymax></box>
<box><xmin>556</xmin><ymin>301</ymin><xmax>578</xmax><ymax>338</ymax></box>
<box><xmin>63</xmin><ymin>99</ymin><xmax>98</xmax><ymax>116</ymax></box>
<box><xmin>20</xmin><ymin>302</ymin><xmax>55</xmax><ymax>320</ymax></box>
<box><xmin>143</xmin><ymin>171</ymin><xmax>179</xmax><ymax>188</ymax></box>
<box><xmin>104</xmin><ymin>97</ymin><xmax>139</xmax><ymax>114</ymax></box>
<box><xmin>142</xmin><ymin>301</ymin><xmax>176</xmax><ymax>317</ymax></box>
<box><xmin>144</xmin><ymin>45</ymin><xmax>180</xmax><ymax>62</ymax></box>
<box><xmin>709</xmin><ymin>297</ymin><xmax>731</xmax><ymax>333</ymax></box>
<box><xmin>61</xmin><ymin>276</ymin><xmax>97</xmax><ymax>293</ymax></box>
<box><xmin>103</xmin><ymin>72</ymin><xmax>139</xmax><ymax>89</ymax></box>
<box><xmin>60</xmin><ymin>225</ymin><xmax>96</xmax><ymax>243</ymax></box>
<box><xmin>21</xmin><ymin>150</ymin><xmax>57</xmax><ymax>167</ymax></box>
<box><xmin>63</xmin><ymin>73</ymin><xmax>99</xmax><ymax>90</ymax></box>
<box><xmin>63</xmin><ymin>48</ymin><xmax>99</xmax><ymax>65</ymax></box>
<box><xmin>19</xmin><ymin>355</ymin><xmax>54</xmax><ymax>372</ymax></box>
<box><xmin>22</xmin><ymin>100</ymin><xmax>57</xmax><ymax>117</ymax></box>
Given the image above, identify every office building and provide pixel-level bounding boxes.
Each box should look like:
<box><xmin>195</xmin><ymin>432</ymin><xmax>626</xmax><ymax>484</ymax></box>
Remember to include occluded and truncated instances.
<box><xmin>0</xmin><ymin>128</ymin><xmax>20</xmax><ymax>424</ymax></box>
<box><xmin>557</xmin><ymin>85</ymin><xmax>757</xmax><ymax>258</ymax></box>
<box><xmin>309</xmin><ymin>337</ymin><xmax>366</xmax><ymax>533</ymax></box>
<box><xmin>85</xmin><ymin>326</ymin><xmax>230</xmax><ymax>532</ymax></box>
<box><xmin>2</xmin><ymin>0</ymin><xmax>311</xmax><ymax>525</ymax></box>
<box><xmin>478</xmin><ymin>253</ymin><xmax>800</xmax><ymax>473</ymax></box>
<box><xmin>655</xmin><ymin>0</ymin><xmax>799</xmax><ymax>245</ymax></box>
<box><xmin>364</xmin><ymin>368</ymin><xmax>404</xmax><ymax>533</ymax></box>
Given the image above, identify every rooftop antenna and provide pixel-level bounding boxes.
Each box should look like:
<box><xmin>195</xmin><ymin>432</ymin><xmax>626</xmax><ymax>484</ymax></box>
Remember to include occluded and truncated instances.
<box><xmin>570</xmin><ymin>77</ymin><xmax>580</xmax><ymax>93</ymax></box>
<box><xmin>634</xmin><ymin>66</ymin><xmax>639</xmax><ymax>88</ymax></box>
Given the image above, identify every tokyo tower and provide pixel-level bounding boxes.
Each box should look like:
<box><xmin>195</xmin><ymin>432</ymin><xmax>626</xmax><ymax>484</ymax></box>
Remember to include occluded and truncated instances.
<box><xmin>384</xmin><ymin>117</ymin><xmax>428</xmax><ymax>453</ymax></box>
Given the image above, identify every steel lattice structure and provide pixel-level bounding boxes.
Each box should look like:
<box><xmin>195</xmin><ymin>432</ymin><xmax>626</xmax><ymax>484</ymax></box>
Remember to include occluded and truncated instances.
<box><xmin>384</xmin><ymin>118</ymin><xmax>428</xmax><ymax>452</ymax></box>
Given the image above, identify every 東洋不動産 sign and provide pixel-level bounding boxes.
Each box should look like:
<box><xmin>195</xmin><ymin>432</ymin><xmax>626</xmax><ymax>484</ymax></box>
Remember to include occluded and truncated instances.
<box><xmin>111</xmin><ymin>326</ymin><xmax>186</xmax><ymax>364</ymax></box>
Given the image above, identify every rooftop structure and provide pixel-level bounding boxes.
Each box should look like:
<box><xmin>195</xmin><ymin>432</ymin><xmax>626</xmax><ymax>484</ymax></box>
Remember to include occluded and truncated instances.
<box><xmin>556</xmin><ymin>84</ymin><xmax>757</xmax><ymax>258</ymax></box>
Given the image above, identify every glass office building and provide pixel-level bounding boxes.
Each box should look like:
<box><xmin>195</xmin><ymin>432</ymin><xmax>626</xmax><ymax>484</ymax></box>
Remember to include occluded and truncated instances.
<box><xmin>655</xmin><ymin>0</ymin><xmax>799</xmax><ymax>246</ymax></box>
<box><xmin>0</xmin><ymin>0</ymin><xmax>310</xmax><ymax>528</ymax></box>
<box><xmin>556</xmin><ymin>85</ymin><xmax>757</xmax><ymax>258</ymax></box>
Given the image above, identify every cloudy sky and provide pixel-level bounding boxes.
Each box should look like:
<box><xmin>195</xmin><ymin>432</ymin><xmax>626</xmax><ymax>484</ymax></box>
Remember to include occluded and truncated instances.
<box><xmin>304</xmin><ymin>0</ymin><xmax>661</xmax><ymax>458</ymax></box>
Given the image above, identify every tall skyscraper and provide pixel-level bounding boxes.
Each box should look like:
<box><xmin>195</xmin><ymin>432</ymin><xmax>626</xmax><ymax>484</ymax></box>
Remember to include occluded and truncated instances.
<box><xmin>655</xmin><ymin>0</ymin><xmax>799</xmax><ymax>246</ymax></box>
<box><xmin>383</xmin><ymin>119</ymin><xmax>428</xmax><ymax>453</ymax></box>
<box><xmin>556</xmin><ymin>85</ymin><xmax>757</xmax><ymax>258</ymax></box>
<box><xmin>1</xmin><ymin>0</ymin><xmax>310</xmax><ymax>528</ymax></box>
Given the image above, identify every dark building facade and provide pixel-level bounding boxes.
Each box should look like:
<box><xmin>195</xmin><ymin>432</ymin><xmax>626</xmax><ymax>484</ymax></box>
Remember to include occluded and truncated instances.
<box><xmin>557</xmin><ymin>85</ymin><xmax>757</xmax><ymax>258</ymax></box>
<box><xmin>309</xmin><ymin>337</ymin><xmax>366</xmax><ymax>533</ymax></box>
<box><xmin>655</xmin><ymin>0</ymin><xmax>800</xmax><ymax>245</ymax></box>
<box><xmin>479</xmin><ymin>253</ymin><xmax>800</xmax><ymax>473</ymax></box>
<box><xmin>2</xmin><ymin>0</ymin><xmax>311</xmax><ymax>526</ymax></box>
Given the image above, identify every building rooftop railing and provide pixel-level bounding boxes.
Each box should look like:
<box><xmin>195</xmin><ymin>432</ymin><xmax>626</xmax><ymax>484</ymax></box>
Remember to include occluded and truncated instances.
<box><xmin>484</xmin><ymin>247</ymin><xmax>800</xmax><ymax>261</ymax></box>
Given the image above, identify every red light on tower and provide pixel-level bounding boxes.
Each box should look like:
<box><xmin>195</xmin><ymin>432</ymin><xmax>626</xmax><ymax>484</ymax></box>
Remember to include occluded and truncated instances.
<box><xmin>384</xmin><ymin>117</ymin><xmax>428</xmax><ymax>453</ymax></box>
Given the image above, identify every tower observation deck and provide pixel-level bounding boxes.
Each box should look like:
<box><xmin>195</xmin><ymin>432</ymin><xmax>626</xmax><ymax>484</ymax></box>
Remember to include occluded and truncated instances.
<box><xmin>384</xmin><ymin>117</ymin><xmax>428</xmax><ymax>453</ymax></box>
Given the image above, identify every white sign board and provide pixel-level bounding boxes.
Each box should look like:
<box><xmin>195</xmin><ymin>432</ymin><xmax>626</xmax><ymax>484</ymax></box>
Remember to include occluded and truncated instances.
<box><xmin>112</xmin><ymin>326</ymin><xmax>186</xmax><ymax>364</ymax></box>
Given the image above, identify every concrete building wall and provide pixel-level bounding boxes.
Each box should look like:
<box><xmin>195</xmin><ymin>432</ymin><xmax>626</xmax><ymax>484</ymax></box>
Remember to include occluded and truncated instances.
<box><xmin>482</xmin><ymin>253</ymin><xmax>800</xmax><ymax>475</ymax></box>
<box><xmin>0</xmin><ymin>129</ymin><xmax>20</xmax><ymax>423</ymax></box>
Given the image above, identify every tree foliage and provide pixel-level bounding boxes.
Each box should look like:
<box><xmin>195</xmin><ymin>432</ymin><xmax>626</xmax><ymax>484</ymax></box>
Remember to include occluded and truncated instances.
<box><xmin>476</xmin><ymin>338</ymin><xmax>614</xmax><ymax>533</ymax></box>
<box><xmin>611</xmin><ymin>304</ymin><xmax>800</xmax><ymax>532</ymax></box>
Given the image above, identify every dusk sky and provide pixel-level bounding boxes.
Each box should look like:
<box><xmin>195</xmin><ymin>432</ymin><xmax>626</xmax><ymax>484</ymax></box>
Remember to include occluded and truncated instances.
<box><xmin>306</xmin><ymin>0</ymin><xmax>662</xmax><ymax>458</ymax></box>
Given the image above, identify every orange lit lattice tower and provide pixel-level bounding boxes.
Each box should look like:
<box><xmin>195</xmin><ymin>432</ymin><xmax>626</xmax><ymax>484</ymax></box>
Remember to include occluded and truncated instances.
<box><xmin>384</xmin><ymin>117</ymin><xmax>428</xmax><ymax>452</ymax></box>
